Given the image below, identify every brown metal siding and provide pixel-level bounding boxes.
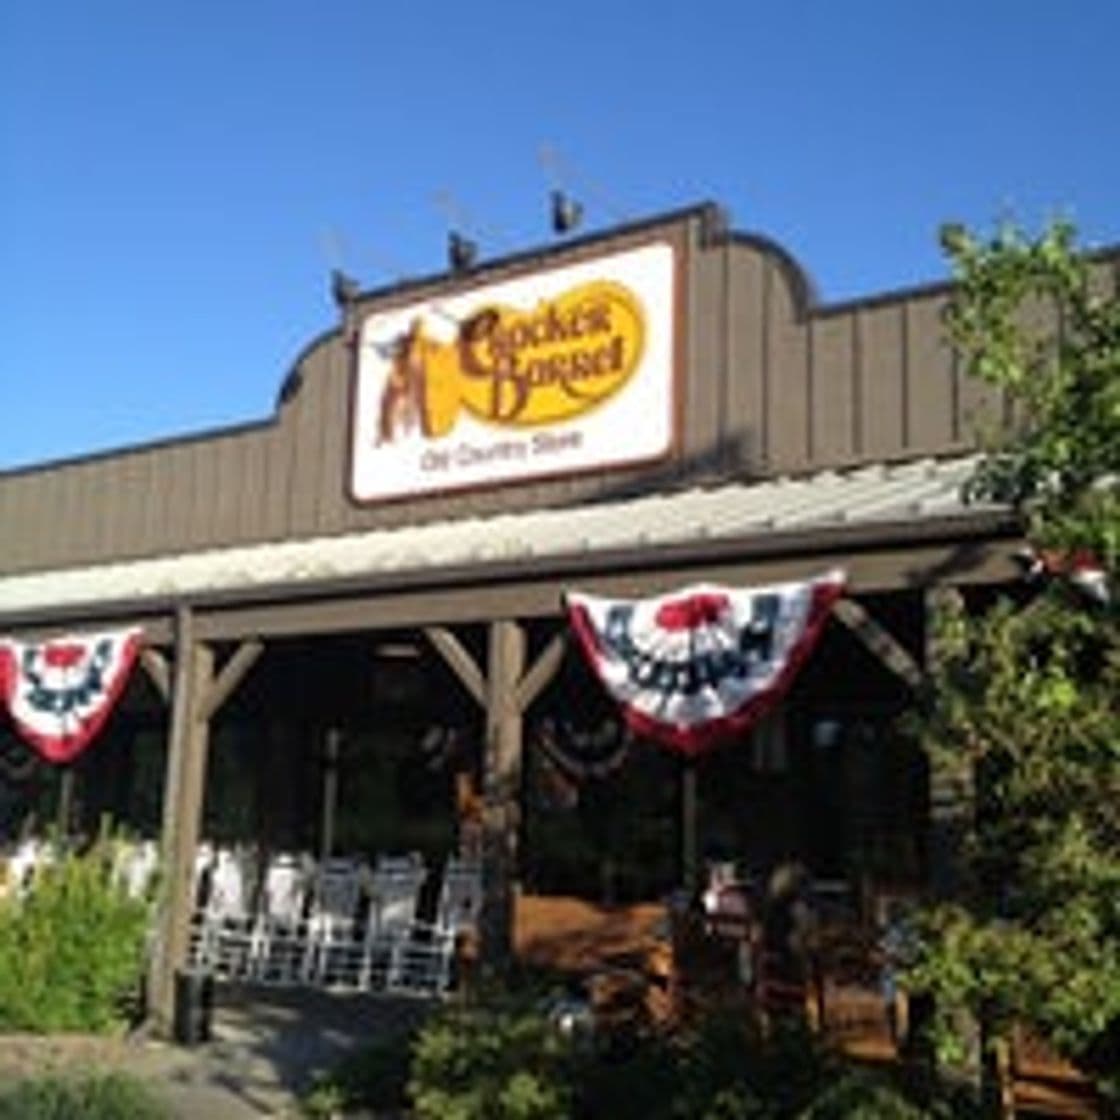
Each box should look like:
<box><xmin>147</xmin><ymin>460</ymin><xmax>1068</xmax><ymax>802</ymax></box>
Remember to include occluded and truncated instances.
<box><xmin>809</xmin><ymin>312</ymin><xmax>856</xmax><ymax>465</ymax></box>
<box><xmin>904</xmin><ymin>295</ymin><xmax>958</xmax><ymax>454</ymax></box>
<box><xmin>3</xmin><ymin>208</ymin><xmax>1105</xmax><ymax>580</ymax></box>
<box><xmin>724</xmin><ymin>242</ymin><xmax>767</xmax><ymax>473</ymax></box>
<box><xmin>764</xmin><ymin>254</ymin><xmax>811</xmax><ymax>473</ymax></box>
<box><xmin>858</xmin><ymin>302</ymin><xmax>907</xmax><ymax>459</ymax></box>
<box><xmin>684</xmin><ymin>231</ymin><xmax>726</xmax><ymax>468</ymax></box>
<box><xmin>315</xmin><ymin>341</ymin><xmax>351</xmax><ymax>538</ymax></box>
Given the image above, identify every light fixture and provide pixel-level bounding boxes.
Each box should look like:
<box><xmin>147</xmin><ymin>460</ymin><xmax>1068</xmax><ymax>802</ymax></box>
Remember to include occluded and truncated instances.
<box><xmin>550</xmin><ymin>190</ymin><xmax>583</xmax><ymax>235</ymax></box>
<box><xmin>373</xmin><ymin>641</ymin><xmax>422</xmax><ymax>660</ymax></box>
<box><xmin>448</xmin><ymin>232</ymin><xmax>478</xmax><ymax>273</ymax></box>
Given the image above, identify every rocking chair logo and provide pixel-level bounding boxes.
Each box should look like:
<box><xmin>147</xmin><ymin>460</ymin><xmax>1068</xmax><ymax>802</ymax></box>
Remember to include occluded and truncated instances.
<box><xmin>351</xmin><ymin>242</ymin><xmax>675</xmax><ymax>502</ymax></box>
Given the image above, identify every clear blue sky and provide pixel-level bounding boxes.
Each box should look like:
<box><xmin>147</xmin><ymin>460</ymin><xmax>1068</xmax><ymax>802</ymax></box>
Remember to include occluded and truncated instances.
<box><xmin>2</xmin><ymin>1</ymin><xmax>1117</xmax><ymax>471</ymax></box>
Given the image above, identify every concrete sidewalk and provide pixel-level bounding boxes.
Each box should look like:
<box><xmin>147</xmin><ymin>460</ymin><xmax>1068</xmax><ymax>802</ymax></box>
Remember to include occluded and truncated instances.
<box><xmin>0</xmin><ymin>984</ymin><xmax>433</xmax><ymax>1118</ymax></box>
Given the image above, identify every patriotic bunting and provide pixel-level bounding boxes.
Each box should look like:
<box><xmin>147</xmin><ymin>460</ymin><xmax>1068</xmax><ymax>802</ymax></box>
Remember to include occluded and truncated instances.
<box><xmin>0</xmin><ymin>629</ymin><xmax>143</xmax><ymax>764</ymax></box>
<box><xmin>1017</xmin><ymin>546</ymin><xmax>1111</xmax><ymax>604</ymax></box>
<box><xmin>531</xmin><ymin>716</ymin><xmax>632</xmax><ymax>781</ymax></box>
<box><xmin>565</xmin><ymin>571</ymin><xmax>845</xmax><ymax>756</ymax></box>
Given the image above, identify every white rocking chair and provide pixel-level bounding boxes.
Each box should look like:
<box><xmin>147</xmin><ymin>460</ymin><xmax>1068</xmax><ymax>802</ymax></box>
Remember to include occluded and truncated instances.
<box><xmin>250</xmin><ymin>852</ymin><xmax>313</xmax><ymax>984</ymax></box>
<box><xmin>360</xmin><ymin>855</ymin><xmax>428</xmax><ymax>993</ymax></box>
<box><xmin>200</xmin><ymin>846</ymin><xmax>258</xmax><ymax>979</ymax></box>
<box><xmin>304</xmin><ymin>857</ymin><xmax>369</xmax><ymax>987</ymax></box>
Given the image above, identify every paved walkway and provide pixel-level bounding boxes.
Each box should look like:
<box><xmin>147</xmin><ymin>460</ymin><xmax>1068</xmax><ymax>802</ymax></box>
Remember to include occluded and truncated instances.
<box><xmin>0</xmin><ymin>984</ymin><xmax>433</xmax><ymax>1118</ymax></box>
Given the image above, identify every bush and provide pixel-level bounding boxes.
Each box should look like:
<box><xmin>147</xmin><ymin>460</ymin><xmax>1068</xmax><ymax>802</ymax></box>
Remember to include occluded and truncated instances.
<box><xmin>0</xmin><ymin>1071</ymin><xmax>169</xmax><ymax>1120</ymax></box>
<box><xmin>408</xmin><ymin>1001</ymin><xmax>576</xmax><ymax>1120</ymax></box>
<box><xmin>0</xmin><ymin>833</ymin><xmax>152</xmax><ymax>1033</ymax></box>
<box><xmin>304</xmin><ymin>992</ymin><xmax>973</xmax><ymax>1119</ymax></box>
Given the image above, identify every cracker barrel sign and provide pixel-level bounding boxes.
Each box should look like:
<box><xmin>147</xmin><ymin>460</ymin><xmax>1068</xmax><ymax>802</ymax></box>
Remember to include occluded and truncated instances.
<box><xmin>350</xmin><ymin>242</ymin><xmax>676</xmax><ymax>501</ymax></box>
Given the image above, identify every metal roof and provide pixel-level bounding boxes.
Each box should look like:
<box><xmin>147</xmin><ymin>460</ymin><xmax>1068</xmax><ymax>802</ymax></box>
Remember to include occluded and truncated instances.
<box><xmin>0</xmin><ymin>455</ymin><xmax>1005</xmax><ymax>619</ymax></box>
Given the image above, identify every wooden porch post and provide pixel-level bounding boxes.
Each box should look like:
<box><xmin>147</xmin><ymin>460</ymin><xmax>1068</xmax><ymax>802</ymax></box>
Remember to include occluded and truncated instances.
<box><xmin>480</xmin><ymin>619</ymin><xmax>526</xmax><ymax>972</ymax></box>
<box><xmin>148</xmin><ymin>606</ymin><xmax>213</xmax><ymax>1032</ymax></box>
<box><xmin>148</xmin><ymin>616</ymin><xmax>263</xmax><ymax>1033</ymax></box>
<box><xmin>426</xmin><ymin>624</ymin><xmax>566</xmax><ymax>976</ymax></box>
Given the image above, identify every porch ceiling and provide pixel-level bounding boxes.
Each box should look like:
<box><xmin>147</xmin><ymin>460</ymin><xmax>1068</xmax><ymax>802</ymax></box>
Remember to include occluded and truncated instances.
<box><xmin>0</xmin><ymin>455</ymin><xmax>1019</xmax><ymax>639</ymax></box>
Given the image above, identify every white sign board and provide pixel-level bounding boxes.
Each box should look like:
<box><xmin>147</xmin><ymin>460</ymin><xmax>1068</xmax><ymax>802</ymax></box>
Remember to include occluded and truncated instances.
<box><xmin>350</xmin><ymin>242</ymin><xmax>676</xmax><ymax>502</ymax></box>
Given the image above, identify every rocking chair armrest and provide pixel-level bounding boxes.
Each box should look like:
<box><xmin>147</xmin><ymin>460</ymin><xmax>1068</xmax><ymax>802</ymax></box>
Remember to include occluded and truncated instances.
<box><xmin>369</xmin><ymin>918</ymin><xmax>456</xmax><ymax>948</ymax></box>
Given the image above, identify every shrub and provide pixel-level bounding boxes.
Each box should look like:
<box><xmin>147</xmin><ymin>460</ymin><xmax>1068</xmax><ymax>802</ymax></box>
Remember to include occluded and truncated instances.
<box><xmin>408</xmin><ymin>1001</ymin><xmax>576</xmax><ymax>1120</ymax></box>
<box><xmin>0</xmin><ymin>832</ymin><xmax>152</xmax><ymax>1033</ymax></box>
<box><xmin>305</xmin><ymin>992</ymin><xmax>972</xmax><ymax>1120</ymax></box>
<box><xmin>0</xmin><ymin>1071</ymin><xmax>169</xmax><ymax>1120</ymax></box>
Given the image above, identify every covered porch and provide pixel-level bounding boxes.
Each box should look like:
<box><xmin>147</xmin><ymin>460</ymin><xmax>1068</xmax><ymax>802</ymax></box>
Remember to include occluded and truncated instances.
<box><xmin>0</xmin><ymin>455</ymin><xmax>1020</xmax><ymax>1035</ymax></box>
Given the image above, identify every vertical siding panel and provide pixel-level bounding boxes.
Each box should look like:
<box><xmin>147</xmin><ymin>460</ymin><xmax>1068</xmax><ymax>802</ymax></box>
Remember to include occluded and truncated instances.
<box><xmin>286</xmin><ymin>348</ymin><xmax>328</xmax><ymax>536</ymax></box>
<box><xmin>859</xmin><ymin>304</ymin><xmax>906</xmax><ymax>460</ymax></box>
<box><xmin>262</xmin><ymin>413</ymin><xmax>296</xmax><ymax>543</ymax></box>
<box><xmin>5</xmin><ymin>470</ymin><xmax>34</xmax><ymax>568</ymax></box>
<box><xmin>764</xmin><ymin>260</ymin><xmax>809</xmax><ymax>473</ymax></box>
<box><xmin>110</xmin><ymin>453</ymin><xmax>145</xmax><ymax>559</ymax></box>
<box><xmin>905</xmin><ymin>295</ymin><xmax>956</xmax><ymax>453</ymax></box>
<box><xmin>69</xmin><ymin>463</ymin><xmax>94</xmax><ymax>563</ymax></box>
<box><xmin>144</xmin><ymin>446</ymin><xmax>172</xmax><ymax>554</ymax></box>
<box><xmin>210</xmin><ymin>434</ymin><xmax>242</xmax><ymax>547</ymax></box>
<box><xmin>47</xmin><ymin>469</ymin><xmax>73</xmax><ymax>567</ymax></box>
<box><xmin>236</xmin><ymin>428</ymin><xmax>268</xmax><ymax>545</ymax></box>
<box><xmin>3</xmin><ymin>476</ymin><xmax>31</xmax><ymax>572</ymax></box>
<box><xmin>50</xmin><ymin>466</ymin><xmax>80</xmax><ymax>569</ymax></box>
<box><xmin>0</xmin><ymin>482</ymin><xmax>16</xmax><ymax>573</ymax></box>
<box><xmin>133</xmin><ymin>448</ymin><xmax>158</xmax><ymax>558</ymax></box>
<box><xmin>165</xmin><ymin>443</ymin><xmax>198</xmax><ymax>553</ymax></box>
<box><xmin>809</xmin><ymin>314</ymin><xmax>855</xmax><ymax>467</ymax></box>
<box><xmin>108</xmin><ymin>455</ymin><xmax>132</xmax><ymax>558</ymax></box>
<box><xmin>315</xmin><ymin>341</ymin><xmax>351</xmax><ymax>536</ymax></box>
<box><xmin>144</xmin><ymin>448</ymin><xmax>168</xmax><ymax>554</ymax></box>
<box><xmin>8</xmin><ymin>479</ymin><xmax>32</xmax><ymax>571</ymax></box>
<box><xmin>339</xmin><ymin>345</ymin><xmax>373</xmax><ymax>537</ymax></box>
<box><xmin>684</xmin><ymin>233</ymin><xmax>725</xmax><ymax>472</ymax></box>
<box><xmin>40</xmin><ymin>468</ymin><xmax>68</xmax><ymax>568</ymax></box>
<box><xmin>183</xmin><ymin>440</ymin><xmax>215</xmax><ymax>548</ymax></box>
<box><xmin>82</xmin><ymin>459</ymin><xmax>107</xmax><ymax>561</ymax></box>
<box><xmin>53</xmin><ymin>465</ymin><xmax>77</xmax><ymax>566</ymax></box>
<box><xmin>725</xmin><ymin>244</ymin><xmax>767</xmax><ymax>475</ymax></box>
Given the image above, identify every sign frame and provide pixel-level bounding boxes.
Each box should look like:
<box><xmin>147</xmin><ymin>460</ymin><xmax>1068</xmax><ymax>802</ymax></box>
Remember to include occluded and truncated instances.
<box><xmin>347</xmin><ymin>237</ymin><xmax>682</xmax><ymax>506</ymax></box>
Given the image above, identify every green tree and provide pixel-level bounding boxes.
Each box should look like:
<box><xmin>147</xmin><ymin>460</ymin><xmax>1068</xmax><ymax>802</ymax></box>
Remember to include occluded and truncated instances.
<box><xmin>908</xmin><ymin>220</ymin><xmax>1120</xmax><ymax>1101</ymax></box>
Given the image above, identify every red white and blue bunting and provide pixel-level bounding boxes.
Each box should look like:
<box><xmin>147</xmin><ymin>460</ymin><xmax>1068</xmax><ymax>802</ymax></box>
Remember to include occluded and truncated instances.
<box><xmin>565</xmin><ymin>571</ymin><xmax>845</xmax><ymax>757</ymax></box>
<box><xmin>1017</xmin><ymin>547</ymin><xmax>1111</xmax><ymax>605</ymax></box>
<box><xmin>0</xmin><ymin>628</ymin><xmax>143</xmax><ymax>764</ymax></box>
<box><xmin>531</xmin><ymin>715</ymin><xmax>632</xmax><ymax>781</ymax></box>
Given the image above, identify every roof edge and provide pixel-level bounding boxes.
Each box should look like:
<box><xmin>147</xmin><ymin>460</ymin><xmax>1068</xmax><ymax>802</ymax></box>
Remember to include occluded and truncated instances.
<box><xmin>0</xmin><ymin>506</ymin><xmax>1021</xmax><ymax>634</ymax></box>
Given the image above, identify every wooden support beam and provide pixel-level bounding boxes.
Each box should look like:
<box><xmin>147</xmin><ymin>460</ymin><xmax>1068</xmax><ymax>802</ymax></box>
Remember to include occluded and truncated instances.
<box><xmin>199</xmin><ymin>638</ymin><xmax>263</xmax><ymax>723</ymax></box>
<box><xmin>140</xmin><ymin>648</ymin><xmax>171</xmax><ymax>706</ymax></box>
<box><xmin>147</xmin><ymin>606</ymin><xmax>216</xmax><ymax>1034</ymax></box>
<box><xmin>480</xmin><ymin>619</ymin><xmax>526</xmax><ymax>972</ymax></box>
<box><xmin>426</xmin><ymin>621</ymin><xmax>565</xmax><ymax>972</ymax></box>
<box><xmin>425</xmin><ymin>626</ymin><xmax>486</xmax><ymax>708</ymax></box>
<box><xmin>514</xmin><ymin>631</ymin><xmax>567</xmax><ymax>714</ymax></box>
<box><xmin>148</xmin><ymin>604</ymin><xmax>193</xmax><ymax>1030</ymax></box>
<box><xmin>833</xmin><ymin>596</ymin><xmax>923</xmax><ymax>690</ymax></box>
